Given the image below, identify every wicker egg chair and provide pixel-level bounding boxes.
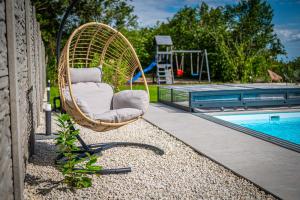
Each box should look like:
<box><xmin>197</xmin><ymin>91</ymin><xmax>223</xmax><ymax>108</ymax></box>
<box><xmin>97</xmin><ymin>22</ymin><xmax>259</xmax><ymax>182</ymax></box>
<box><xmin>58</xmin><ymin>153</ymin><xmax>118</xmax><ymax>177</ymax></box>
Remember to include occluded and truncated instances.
<box><xmin>56</xmin><ymin>21</ymin><xmax>164</xmax><ymax>174</ymax></box>
<box><xmin>58</xmin><ymin>22</ymin><xmax>149</xmax><ymax>132</ymax></box>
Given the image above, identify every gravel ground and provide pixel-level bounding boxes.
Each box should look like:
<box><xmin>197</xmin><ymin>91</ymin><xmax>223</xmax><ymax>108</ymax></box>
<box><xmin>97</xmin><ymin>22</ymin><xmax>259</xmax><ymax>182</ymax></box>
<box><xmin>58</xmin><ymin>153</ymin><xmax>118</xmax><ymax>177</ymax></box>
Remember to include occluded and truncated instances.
<box><xmin>24</xmin><ymin>114</ymin><xmax>276</xmax><ymax>200</ymax></box>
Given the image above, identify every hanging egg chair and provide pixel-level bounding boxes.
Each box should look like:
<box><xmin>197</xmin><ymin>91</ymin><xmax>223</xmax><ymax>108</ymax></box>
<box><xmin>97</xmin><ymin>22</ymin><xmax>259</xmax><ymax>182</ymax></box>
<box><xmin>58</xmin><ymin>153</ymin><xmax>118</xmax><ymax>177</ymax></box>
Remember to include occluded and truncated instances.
<box><xmin>58</xmin><ymin>22</ymin><xmax>149</xmax><ymax>132</ymax></box>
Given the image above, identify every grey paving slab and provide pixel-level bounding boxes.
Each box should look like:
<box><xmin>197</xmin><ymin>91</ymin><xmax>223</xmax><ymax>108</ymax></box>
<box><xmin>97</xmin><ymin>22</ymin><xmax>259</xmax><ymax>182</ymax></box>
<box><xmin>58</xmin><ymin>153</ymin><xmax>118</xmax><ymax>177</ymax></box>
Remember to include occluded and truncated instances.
<box><xmin>143</xmin><ymin>103</ymin><xmax>300</xmax><ymax>200</ymax></box>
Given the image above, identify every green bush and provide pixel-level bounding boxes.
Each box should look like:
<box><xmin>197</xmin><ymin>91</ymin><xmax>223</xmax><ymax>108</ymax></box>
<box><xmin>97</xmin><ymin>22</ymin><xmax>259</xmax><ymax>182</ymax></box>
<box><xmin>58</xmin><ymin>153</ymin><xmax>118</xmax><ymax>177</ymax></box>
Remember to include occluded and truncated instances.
<box><xmin>55</xmin><ymin>114</ymin><xmax>102</xmax><ymax>189</ymax></box>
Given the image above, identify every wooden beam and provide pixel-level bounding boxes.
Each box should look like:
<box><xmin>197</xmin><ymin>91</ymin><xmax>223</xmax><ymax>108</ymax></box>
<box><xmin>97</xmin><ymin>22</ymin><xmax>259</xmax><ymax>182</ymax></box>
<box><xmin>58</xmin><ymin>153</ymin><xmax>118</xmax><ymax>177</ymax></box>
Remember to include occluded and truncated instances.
<box><xmin>5</xmin><ymin>0</ymin><xmax>24</xmax><ymax>199</ymax></box>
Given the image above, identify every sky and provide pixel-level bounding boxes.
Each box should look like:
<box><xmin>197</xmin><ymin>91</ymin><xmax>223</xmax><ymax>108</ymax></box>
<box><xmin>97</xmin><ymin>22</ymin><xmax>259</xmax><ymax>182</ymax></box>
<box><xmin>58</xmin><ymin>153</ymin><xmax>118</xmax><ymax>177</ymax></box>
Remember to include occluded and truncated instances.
<box><xmin>129</xmin><ymin>0</ymin><xmax>300</xmax><ymax>61</ymax></box>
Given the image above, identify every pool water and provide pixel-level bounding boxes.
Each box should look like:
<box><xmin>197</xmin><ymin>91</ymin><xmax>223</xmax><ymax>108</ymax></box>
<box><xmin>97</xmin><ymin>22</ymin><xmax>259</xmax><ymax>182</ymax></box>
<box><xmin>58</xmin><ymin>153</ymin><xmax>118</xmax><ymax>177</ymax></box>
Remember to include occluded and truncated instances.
<box><xmin>215</xmin><ymin>112</ymin><xmax>300</xmax><ymax>145</ymax></box>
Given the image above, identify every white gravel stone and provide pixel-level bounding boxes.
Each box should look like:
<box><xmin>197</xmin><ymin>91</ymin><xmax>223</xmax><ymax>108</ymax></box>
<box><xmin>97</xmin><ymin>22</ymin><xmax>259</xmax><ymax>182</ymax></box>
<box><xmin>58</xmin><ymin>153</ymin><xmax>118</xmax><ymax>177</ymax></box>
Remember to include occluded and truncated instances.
<box><xmin>24</xmin><ymin>114</ymin><xmax>276</xmax><ymax>200</ymax></box>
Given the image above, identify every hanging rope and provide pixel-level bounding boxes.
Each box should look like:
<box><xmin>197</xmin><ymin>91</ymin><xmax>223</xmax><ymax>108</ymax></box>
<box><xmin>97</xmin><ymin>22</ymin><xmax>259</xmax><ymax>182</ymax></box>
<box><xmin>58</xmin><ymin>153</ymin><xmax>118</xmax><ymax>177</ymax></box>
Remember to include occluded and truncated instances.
<box><xmin>175</xmin><ymin>53</ymin><xmax>184</xmax><ymax>76</ymax></box>
<box><xmin>175</xmin><ymin>53</ymin><xmax>178</xmax><ymax>70</ymax></box>
<box><xmin>197</xmin><ymin>52</ymin><xmax>200</xmax><ymax>75</ymax></box>
<box><xmin>191</xmin><ymin>52</ymin><xmax>200</xmax><ymax>76</ymax></box>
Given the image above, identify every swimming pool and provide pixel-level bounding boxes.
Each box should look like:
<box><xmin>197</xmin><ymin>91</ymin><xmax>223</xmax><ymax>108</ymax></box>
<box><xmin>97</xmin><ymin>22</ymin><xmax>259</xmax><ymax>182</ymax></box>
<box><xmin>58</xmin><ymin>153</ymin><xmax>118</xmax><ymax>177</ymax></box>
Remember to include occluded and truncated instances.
<box><xmin>203</xmin><ymin>111</ymin><xmax>300</xmax><ymax>152</ymax></box>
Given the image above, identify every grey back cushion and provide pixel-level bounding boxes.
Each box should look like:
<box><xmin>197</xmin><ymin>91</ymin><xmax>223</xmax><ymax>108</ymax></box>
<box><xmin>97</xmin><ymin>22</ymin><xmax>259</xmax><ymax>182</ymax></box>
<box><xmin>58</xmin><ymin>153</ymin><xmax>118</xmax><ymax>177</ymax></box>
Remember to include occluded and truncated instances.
<box><xmin>70</xmin><ymin>67</ymin><xmax>102</xmax><ymax>83</ymax></box>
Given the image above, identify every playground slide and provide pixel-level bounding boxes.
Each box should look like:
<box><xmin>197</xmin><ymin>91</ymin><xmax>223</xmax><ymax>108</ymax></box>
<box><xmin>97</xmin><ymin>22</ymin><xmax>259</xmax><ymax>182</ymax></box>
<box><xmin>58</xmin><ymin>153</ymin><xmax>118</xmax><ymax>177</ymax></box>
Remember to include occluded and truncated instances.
<box><xmin>131</xmin><ymin>61</ymin><xmax>156</xmax><ymax>82</ymax></box>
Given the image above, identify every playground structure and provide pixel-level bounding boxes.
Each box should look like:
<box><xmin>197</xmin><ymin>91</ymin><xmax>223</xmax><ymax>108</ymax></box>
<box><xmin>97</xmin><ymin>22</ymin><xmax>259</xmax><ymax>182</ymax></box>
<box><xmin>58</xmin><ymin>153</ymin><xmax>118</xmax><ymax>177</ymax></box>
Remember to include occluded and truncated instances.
<box><xmin>132</xmin><ymin>35</ymin><xmax>211</xmax><ymax>84</ymax></box>
<box><xmin>155</xmin><ymin>36</ymin><xmax>174</xmax><ymax>84</ymax></box>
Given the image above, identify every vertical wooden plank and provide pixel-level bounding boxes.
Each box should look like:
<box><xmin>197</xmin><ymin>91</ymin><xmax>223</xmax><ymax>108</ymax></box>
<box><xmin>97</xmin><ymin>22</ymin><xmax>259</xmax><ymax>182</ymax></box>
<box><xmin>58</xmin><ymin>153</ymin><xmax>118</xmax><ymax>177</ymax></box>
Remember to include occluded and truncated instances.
<box><xmin>44</xmin><ymin>45</ymin><xmax>46</xmax><ymax>92</ymax></box>
<box><xmin>32</xmin><ymin>7</ymin><xmax>40</xmax><ymax>127</ymax></box>
<box><xmin>41</xmin><ymin>44</ymin><xmax>44</xmax><ymax>93</ymax></box>
<box><xmin>43</xmin><ymin>44</ymin><xmax>45</xmax><ymax>92</ymax></box>
<box><xmin>5</xmin><ymin>0</ymin><xmax>24</xmax><ymax>199</ymax></box>
<box><xmin>25</xmin><ymin>0</ymin><xmax>35</xmax><ymax>156</ymax></box>
<box><xmin>44</xmin><ymin>46</ymin><xmax>46</xmax><ymax>92</ymax></box>
<box><xmin>38</xmin><ymin>27</ymin><xmax>43</xmax><ymax>109</ymax></box>
<box><xmin>35</xmin><ymin>20</ymin><xmax>40</xmax><ymax>125</ymax></box>
<box><xmin>25</xmin><ymin>0</ymin><xmax>32</xmax><ymax>100</ymax></box>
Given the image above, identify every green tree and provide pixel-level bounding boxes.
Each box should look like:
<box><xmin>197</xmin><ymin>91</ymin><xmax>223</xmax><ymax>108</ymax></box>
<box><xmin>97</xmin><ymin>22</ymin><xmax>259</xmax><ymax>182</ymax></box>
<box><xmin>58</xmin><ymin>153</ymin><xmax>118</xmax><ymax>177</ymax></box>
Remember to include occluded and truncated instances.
<box><xmin>224</xmin><ymin>0</ymin><xmax>285</xmax><ymax>81</ymax></box>
<box><xmin>152</xmin><ymin>0</ymin><xmax>285</xmax><ymax>82</ymax></box>
<box><xmin>33</xmin><ymin>0</ymin><xmax>137</xmax><ymax>84</ymax></box>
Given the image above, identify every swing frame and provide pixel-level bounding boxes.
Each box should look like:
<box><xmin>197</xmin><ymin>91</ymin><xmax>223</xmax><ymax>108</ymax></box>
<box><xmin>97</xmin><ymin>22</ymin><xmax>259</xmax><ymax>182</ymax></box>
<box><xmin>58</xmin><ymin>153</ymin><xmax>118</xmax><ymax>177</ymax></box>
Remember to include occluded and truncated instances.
<box><xmin>173</xmin><ymin>50</ymin><xmax>210</xmax><ymax>82</ymax></box>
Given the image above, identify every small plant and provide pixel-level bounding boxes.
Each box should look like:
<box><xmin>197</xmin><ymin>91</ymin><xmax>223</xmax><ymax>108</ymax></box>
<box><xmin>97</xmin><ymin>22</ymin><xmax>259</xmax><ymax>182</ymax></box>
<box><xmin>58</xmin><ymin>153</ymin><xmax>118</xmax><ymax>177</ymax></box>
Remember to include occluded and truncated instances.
<box><xmin>55</xmin><ymin>114</ymin><xmax>102</xmax><ymax>189</ymax></box>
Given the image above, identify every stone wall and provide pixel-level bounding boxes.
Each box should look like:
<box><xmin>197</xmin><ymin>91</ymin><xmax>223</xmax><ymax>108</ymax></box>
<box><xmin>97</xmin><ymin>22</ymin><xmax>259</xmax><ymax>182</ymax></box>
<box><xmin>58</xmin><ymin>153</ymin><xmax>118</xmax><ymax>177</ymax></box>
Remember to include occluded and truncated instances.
<box><xmin>0</xmin><ymin>0</ymin><xmax>14</xmax><ymax>199</ymax></box>
<box><xmin>0</xmin><ymin>0</ymin><xmax>45</xmax><ymax>199</ymax></box>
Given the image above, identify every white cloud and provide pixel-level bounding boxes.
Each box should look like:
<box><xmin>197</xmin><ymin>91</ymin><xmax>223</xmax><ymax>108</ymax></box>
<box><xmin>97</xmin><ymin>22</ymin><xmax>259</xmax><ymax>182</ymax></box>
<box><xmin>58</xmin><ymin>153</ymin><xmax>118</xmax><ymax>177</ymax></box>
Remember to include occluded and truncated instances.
<box><xmin>130</xmin><ymin>0</ymin><xmax>199</xmax><ymax>27</ymax></box>
<box><xmin>130</xmin><ymin>0</ymin><xmax>239</xmax><ymax>27</ymax></box>
<box><xmin>129</xmin><ymin>0</ymin><xmax>176</xmax><ymax>27</ymax></box>
<box><xmin>275</xmin><ymin>27</ymin><xmax>300</xmax><ymax>42</ymax></box>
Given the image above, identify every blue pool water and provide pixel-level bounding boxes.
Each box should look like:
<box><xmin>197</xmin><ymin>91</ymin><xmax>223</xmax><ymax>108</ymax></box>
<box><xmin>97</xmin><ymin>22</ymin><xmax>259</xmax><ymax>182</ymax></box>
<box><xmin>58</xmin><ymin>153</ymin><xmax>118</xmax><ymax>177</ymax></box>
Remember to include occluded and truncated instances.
<box><xmin>215</xmin><ymin>112</ymin><xmax>300</xmax><ymax>145</ymax></box>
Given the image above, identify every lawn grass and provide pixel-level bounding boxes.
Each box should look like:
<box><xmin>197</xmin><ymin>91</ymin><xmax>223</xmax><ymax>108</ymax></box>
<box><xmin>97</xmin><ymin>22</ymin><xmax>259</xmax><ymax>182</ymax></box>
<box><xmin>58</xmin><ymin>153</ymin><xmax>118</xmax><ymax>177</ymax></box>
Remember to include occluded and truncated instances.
<box><xmin>50</xmin><ymin>84</ymin><xmax>158</xmax><ymax>107</ymax></box>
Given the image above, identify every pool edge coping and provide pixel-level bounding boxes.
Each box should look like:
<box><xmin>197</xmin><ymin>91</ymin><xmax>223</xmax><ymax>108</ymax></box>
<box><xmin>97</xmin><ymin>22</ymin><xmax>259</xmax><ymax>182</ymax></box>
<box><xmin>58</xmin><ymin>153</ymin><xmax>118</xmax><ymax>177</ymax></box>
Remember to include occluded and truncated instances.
<box><xmin>193</xmin><ymin>111</ymin><xmax>300</xmax><ymax>153</ymax></box>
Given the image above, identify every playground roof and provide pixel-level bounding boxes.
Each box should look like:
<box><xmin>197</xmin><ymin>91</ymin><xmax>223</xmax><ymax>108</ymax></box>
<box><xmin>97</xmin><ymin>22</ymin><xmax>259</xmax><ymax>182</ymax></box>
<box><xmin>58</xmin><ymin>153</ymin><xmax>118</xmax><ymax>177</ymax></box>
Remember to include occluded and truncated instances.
<box><xmin>155</xmin><ymin>35</ymin><xmax>173</xmax><ymax>45</ymax></box>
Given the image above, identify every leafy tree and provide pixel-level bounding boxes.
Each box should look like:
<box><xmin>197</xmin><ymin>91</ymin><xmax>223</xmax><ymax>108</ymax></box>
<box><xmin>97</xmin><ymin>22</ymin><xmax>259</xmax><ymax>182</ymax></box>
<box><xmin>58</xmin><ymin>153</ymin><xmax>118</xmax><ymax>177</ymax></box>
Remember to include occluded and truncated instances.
<box><xmin>279</xmin><ymin>56</ymin><xmax>300</xmax><ymax>82</ymax></box>
<box><xmin>149</xmin><ymin>0</ymin><xmax>285</xmax><ymax>82</ymax></box>
<box><xmin>223</xmin><ymin>0</ymin><xmax>285</xmax><ymax>81</ymax></box>
<box><xmin>35</xmin><ymin>0</ymin><xmax>286</xmax><ymax>83</ymax></box>
<box><xmin>33</xmin><ymin>0</ymin><xmax>137</xmax><ymax>84</ymax></box>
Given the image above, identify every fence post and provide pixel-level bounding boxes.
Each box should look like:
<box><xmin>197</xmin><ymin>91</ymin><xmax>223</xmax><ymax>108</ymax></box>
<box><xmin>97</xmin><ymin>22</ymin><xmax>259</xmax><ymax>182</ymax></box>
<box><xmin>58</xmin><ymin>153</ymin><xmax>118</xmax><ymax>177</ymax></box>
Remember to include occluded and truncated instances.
<box><xmin>31</xmin><ymin>7</ymin><xmax>37</xmax><ymax>130</ymax></box>
<box><xmin>25</xmin><ymin>0</ymin><xmax>35</xmax><ymax>156</ymax></box>
<box><xmin>35</xmin><ymin>21</ymin><xmax>41</xmax><ymax>126</ymax></box>
<box><xmin>38</xmin><ymin>27</ymin><xmax>43</xmax><ymax>112</ymax></box>
<box><xmin>205</xmin><ymin>49</ymin><xmax>211</xmax><ymax>83</ymax></box>
<box><xmin>6</xmin><ymin>0</ymin><xmax>24</xmax><ymax>198</ymax></box>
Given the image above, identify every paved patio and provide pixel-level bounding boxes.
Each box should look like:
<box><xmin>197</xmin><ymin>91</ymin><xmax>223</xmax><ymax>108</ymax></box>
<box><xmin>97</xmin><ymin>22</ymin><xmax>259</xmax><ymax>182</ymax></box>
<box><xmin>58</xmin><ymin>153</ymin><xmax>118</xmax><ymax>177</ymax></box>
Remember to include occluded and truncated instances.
<box><xmin>144</xmin><ymin>103</ymin><xmax>300</xmax><ymax>200</ymax></box>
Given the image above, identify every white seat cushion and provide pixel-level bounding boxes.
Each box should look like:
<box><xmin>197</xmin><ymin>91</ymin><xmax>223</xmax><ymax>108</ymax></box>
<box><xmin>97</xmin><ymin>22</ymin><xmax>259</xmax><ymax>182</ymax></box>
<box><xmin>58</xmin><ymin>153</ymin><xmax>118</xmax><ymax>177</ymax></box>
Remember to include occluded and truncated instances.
<box><xmin>63</xmin><ymin>82</ymin><xmax>144</xmax><ymax>122</ymax></box>
<box><xmin>64</xmin><ymin>82</ymin><xmax>113</xmax><ymax>118</ymax></box>
<box><xmin>93</xmin><ymin>108</ymin><xmax>142</xmax><ymax>123</ymax></box>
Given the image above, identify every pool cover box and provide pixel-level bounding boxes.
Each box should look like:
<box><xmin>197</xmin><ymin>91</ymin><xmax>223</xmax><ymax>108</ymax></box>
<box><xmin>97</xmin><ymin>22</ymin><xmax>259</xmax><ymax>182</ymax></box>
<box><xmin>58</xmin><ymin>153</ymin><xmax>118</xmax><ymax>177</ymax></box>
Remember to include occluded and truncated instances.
<box><xmin>158</xmin><ymin>84</ymin><xmax>300</xmax><ymax>111</ymax></box>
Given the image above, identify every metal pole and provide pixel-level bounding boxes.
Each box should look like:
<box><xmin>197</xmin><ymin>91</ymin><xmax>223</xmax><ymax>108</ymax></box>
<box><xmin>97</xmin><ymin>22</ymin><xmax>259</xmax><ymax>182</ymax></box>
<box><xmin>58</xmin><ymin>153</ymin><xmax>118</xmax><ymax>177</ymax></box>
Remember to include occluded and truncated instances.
<box><xmin>56</xmin><ymin>0</ymin><xmax>80</xmax><ymax>63</ymax></box>
<box><xmin>170</xmin><ymin>45</ymin><xmax>174</xmax><ymax>84</ymax></box>
<box><xmin>45</xmin><ymin>80</ymin><xmax>51</xmax><ymax>135</ymax></box>
<box><xmin>205</xmin><ymin>49</ymin><xmax>211</xmax><ymax>82</ymax></box>
<box><xmin>199</xmin><ymin>52</ymin><xmax>204</xmax><ymax>82</ymax></box>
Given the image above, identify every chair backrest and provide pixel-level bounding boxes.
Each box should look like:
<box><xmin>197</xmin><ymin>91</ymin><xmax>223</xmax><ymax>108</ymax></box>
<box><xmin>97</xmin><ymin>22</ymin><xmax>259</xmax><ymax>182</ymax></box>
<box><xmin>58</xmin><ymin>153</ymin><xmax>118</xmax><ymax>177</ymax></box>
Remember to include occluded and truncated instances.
<box><xmin>59</xmin><ymin>22</ymin><xmax>147</xmax><ymax>91</ymax></box>
<box><xmin>70</xmin><ymin>68</ymin><xmax>102</xmax><ymax>83</ymax></box>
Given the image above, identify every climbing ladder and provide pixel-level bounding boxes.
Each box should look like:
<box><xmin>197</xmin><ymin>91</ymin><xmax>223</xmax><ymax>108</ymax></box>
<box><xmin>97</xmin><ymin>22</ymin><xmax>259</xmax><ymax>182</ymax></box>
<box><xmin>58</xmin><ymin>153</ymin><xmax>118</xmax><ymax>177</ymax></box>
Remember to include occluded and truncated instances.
<box><xmin>157</xmin><ymin>64</ymin><xmax>173</xmax><ymax>84</ymax></box>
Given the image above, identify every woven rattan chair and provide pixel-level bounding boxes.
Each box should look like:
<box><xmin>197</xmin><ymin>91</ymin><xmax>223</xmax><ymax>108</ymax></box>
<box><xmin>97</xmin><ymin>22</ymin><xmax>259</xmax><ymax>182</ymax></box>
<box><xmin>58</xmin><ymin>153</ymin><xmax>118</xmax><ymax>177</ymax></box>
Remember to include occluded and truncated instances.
<box><xmin>56</xmin><ymin>22</ymin><xmax>164</xmax><ymax>174</ymax></box>
<box><xmin>58</xmin><ymin>22</ymin><xmax>149</xmax><ymax>131</ymax></box>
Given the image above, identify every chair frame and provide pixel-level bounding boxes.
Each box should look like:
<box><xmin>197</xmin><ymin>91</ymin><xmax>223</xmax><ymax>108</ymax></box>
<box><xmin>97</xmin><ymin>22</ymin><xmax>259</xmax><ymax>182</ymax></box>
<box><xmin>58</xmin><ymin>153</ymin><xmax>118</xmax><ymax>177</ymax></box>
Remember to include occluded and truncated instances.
<box><xmin>55</xmin><ymin>120</ymin><xmax>164</xmax><ymax>174</ymax></box>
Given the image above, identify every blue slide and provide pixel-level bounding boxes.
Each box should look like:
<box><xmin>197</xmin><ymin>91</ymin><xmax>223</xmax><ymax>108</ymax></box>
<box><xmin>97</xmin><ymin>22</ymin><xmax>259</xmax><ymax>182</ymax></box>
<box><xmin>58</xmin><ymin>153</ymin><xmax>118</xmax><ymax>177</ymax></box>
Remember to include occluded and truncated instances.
<box><xmin>131</xmin><ymin>61</ymin><xmax>156</xmax><ymax>82</ymax></box>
